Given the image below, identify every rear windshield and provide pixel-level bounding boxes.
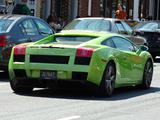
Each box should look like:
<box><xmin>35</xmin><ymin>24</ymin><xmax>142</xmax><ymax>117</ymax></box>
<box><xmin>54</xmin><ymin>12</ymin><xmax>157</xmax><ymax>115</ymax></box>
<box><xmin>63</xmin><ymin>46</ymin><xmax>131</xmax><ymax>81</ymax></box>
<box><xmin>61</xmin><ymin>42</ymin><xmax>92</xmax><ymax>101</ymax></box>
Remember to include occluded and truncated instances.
<box><xmin>63</xmin><ymin>19</ymin><xmax>111</xmax><ymax>32</ymax></box>
<box><xmin>55</xmin><ymin>36</ymin><xmax>96</xmax><ymax>42</ymax></box>
<box><xmin>134</xmin><ymin>22</ymin><xmax>160</xmax><ymax>31</ymax></box>
<box><xmin>0</xmin><ymin>20</ymin><xmax>13</xmax><ymax>33</ymax></box>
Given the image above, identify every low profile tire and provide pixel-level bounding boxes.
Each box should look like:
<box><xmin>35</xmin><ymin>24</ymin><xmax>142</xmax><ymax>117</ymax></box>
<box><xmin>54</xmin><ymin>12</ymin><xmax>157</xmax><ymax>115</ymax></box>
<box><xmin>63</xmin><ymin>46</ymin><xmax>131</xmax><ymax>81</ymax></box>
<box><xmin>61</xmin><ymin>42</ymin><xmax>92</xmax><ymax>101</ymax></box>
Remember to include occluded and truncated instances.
<box><xmin>151</xmin><ymin>55</ymin><xmax>156</xmax><ymax>61</ymax></box>
<box><xmin>10</xmin><ymin>79</ymin><xmax>33</xmax><ymax>93</ymax></box>
<box><xmin>99</xmin><ymin>62</ymin><xmax>116</xmax><ymax>96</ymax></box>
<box><xmin>141</xmin><ymin>60</ymin><xmax>153</xmax><ymax>89</ymax></box>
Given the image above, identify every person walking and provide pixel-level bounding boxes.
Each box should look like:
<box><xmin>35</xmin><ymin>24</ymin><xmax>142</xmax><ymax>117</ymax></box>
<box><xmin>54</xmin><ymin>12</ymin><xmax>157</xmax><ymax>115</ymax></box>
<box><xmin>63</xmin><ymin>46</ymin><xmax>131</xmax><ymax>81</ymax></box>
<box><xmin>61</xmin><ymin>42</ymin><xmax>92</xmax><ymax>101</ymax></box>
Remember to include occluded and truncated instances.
<box><xmin>115</xmin><ymin>4</ymin><xmax>127</xmax><ymax>20</ymax></box>
<box><xmin>47</xmin><ymin>14</ymin><xmax>61</xmax><ymax>32</ymax></box>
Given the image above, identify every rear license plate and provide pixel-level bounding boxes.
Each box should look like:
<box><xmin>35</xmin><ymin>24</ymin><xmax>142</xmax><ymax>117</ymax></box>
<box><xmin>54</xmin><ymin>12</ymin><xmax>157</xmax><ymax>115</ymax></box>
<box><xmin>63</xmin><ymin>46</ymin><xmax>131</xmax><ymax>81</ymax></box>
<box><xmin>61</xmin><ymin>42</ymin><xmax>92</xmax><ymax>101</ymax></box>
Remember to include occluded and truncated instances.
<box><xmin>40</xmin><ymin>71</ymin><xmax>57</xmax><ymax>80</ymax></box>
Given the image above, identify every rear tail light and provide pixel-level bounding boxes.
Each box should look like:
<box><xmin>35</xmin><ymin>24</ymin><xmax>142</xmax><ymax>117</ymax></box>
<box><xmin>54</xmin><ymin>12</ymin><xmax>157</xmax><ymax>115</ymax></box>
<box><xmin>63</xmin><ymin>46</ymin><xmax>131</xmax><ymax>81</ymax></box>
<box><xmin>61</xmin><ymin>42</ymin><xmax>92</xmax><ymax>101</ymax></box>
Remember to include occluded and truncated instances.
<box><xmin>0</xmin><ymin>35</ymin><xmax>7</xmax><ymax>47</ymax></box>
<box><xmin>14</xmin><ymin>45</ymin><xmax>26</xmax><ymax>55</ymax></box>
<box><xmin>76</xmin><ymin>47</ymin><xmax>94</xmax><ymax>58</ymax></box>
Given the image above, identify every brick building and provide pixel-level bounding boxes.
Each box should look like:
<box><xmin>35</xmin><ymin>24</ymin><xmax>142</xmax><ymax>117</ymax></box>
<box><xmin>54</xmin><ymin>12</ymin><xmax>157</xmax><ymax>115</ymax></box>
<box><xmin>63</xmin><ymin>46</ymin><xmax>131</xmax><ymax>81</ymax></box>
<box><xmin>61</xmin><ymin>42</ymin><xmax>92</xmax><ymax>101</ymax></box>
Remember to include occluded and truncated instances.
<box><xmin>47</xmin><ymin>0</ymin><xmax>154</xmax><ymax>22</ymax></box>
<box><xmin>49</xmin><ymin>0</ymin><xmax>101</xmax><ymax>23</ymax></box>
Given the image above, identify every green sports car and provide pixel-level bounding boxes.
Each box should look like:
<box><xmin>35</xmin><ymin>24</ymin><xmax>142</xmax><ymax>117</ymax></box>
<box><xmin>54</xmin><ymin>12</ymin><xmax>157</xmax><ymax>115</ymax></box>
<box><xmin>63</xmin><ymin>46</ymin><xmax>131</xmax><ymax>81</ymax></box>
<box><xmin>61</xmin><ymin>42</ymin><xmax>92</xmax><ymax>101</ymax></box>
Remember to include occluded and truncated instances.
<box><xmin>9</xmin><ymin>30</ymin><xmax>153</xmax><ymax>96</ymax></box>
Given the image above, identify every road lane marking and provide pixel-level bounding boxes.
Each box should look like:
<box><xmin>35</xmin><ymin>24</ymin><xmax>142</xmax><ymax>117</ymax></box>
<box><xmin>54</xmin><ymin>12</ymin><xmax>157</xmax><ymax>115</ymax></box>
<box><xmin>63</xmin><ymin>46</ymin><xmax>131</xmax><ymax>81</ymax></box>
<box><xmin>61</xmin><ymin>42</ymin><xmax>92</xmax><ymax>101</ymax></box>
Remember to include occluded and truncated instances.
<box><xmin>57</xmin><ymin>116</ymin><xmax>81</xmax><ymax>120</ymax></box>
<box><xmin>0</xmin><ymin>83</ymin><xmax>8</xmax><ymax>85</ymax></box>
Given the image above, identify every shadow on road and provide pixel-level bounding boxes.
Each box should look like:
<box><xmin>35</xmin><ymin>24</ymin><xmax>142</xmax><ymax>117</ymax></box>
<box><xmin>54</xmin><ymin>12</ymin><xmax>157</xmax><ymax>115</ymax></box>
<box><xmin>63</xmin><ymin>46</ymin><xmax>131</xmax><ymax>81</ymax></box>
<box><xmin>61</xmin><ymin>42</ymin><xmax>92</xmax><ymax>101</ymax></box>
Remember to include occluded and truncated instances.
<box><xmin>15</xmin><ymin>85</ymin><xmax>160</xmax><ymax>101</ymax></box>
<box><xmin>0</xmin><ymin>71</ymin><xmax>9</xmax><ymax>82</ymax></box>
<box><xmin>154</xmin><ymin>57</ymin><xmax>160</xmax><ymax>63</ymax></box>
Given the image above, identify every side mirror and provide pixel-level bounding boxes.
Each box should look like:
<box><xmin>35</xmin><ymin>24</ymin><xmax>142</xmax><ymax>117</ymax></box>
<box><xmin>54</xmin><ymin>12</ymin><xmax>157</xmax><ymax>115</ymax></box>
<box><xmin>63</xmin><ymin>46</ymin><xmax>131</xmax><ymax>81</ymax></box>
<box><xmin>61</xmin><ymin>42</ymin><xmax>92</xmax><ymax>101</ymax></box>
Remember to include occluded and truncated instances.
<box><xmin>139</xmin><ymin>45</ymin><xmax>148</xmax><ymax>51</ymax></box>
<box><xmin>136</xmin><ymin>45</ymin><xmax>148</xmax><ymax>54</ymax></box>
<box><xmin>132</xmin><ymin>31</ymin><xmax>137</xmax><ymax>36</ymax></box>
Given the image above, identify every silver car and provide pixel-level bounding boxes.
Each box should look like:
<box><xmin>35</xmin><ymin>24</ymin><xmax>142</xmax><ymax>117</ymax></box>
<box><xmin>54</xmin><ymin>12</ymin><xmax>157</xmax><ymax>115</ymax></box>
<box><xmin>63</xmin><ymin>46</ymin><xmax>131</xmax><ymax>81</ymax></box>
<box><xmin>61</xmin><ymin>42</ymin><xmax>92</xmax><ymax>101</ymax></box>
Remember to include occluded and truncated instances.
<box><xmin>62</xmin><ymin>17</ymin><xmax>146</xmax><ymax>46</ymax></box>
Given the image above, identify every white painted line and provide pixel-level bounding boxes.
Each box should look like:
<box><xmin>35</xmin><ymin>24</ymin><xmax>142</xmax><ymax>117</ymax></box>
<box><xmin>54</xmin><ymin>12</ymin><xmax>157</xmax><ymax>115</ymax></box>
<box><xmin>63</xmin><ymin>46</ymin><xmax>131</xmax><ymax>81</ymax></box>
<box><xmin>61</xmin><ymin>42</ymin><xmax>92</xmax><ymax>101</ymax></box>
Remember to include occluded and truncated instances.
<box><xmin>57</xmin><ymin>116</ymin><xmax>81</xmax><ymax>120</ymax></box>
<box><xmin>0</xmin><ymin>83</ymin><xmax>8</xmax><ymax>85</ymax></box>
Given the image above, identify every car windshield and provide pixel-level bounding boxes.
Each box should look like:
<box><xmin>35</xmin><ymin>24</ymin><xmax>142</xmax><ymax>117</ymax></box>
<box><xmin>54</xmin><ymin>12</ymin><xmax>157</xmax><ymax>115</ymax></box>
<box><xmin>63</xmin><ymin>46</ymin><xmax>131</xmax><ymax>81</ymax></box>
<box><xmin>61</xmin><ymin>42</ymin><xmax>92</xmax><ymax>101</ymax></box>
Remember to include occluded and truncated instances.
<box><xmin>134</xmin><ymin>22</ymin><xmax>160</xmax><ymax>31</ymax></box>
<box><xmin>63</xmin><ymin>19</ymin><xmax>111</xmax><ymax>32</ymax></box>
<box><xmin>0</xmin><ymin>20</ymin><xmax>13</xmax><ymax>33</ymax></box>
<box><xmin>55</xmin><ymin>36</ymin><xmax>96</xmax><ymax>42</ymax></box>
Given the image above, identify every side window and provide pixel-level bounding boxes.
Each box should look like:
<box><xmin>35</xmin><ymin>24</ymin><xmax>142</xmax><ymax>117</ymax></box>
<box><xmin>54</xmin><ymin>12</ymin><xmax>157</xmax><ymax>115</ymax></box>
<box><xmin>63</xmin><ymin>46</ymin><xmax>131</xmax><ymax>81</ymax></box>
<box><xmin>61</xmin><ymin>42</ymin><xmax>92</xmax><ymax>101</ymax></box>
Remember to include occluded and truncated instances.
<box><xmin>121</xmin><ymin>21</ymin><xmax>133</xmax><ymax>35</ymax></box>
<box><xmin>34</xmin><ymin>19</ymin><xmax>53</xmax><ymax>35</ymax></box>
<box><xmin>112</xmin><ymin>36</ymin><xmax>135</xmax><ymax>52</ymax></box>
<box><xmin>115</xmin><ymin>21</ymin><xmax>127</xmax><ymax>34</ymax></box>
<box><xmin>102</xmin><ymin>38</ymin><xmax>116</xmax><ymax>48</ymax></box>
<box><xmin>19</xmin><ymin>19</ymin><xmax>39</xmax><ymax>35</ymax></box>
<box><xmin>99</xmin><ymin>20</ymin><xmax>111</xmax><ymax>31</ymax></box>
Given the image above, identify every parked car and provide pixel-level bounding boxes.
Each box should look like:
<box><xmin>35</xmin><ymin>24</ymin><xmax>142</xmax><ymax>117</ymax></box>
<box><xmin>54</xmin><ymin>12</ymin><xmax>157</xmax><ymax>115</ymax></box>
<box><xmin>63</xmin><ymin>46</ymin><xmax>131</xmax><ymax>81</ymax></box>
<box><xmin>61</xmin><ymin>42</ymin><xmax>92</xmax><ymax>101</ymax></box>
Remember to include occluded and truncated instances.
<box><xmin>0</xmin><ymin>15</ymin><xmax>54</xmax><ymax>71</ymax></box>
<box><xmin>62</xmin><ymin>17</ymin><xmax>147</xmax><ymax>46</ymax></box>
<box><xmin>134</xmin><ymin>21</ymin><xmax>160</xmax><ymax>59</ymax></box>
<box><xmin>9</xmin><ymin>31</ymin><xmax>153</xmax><ymax>96</ymax></box>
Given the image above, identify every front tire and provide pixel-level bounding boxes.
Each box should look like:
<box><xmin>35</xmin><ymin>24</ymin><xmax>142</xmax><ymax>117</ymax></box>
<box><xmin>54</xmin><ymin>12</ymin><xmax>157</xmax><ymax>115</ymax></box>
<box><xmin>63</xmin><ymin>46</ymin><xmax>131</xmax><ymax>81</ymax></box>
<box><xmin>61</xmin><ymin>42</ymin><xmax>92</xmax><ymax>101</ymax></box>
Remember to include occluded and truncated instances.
<box><xmin>99</xmin><ymin>62</ymin><xmax>116</xmax><ymax>96</ymax></box>
<box><xmin>141</xmin><ymin>60</ymin><xmax>153</xmax><ymax>89</ymax></box>
<box><xmin>10</xmin><ymin>79</ymin><xmax>33</xmax><ymax>93</ymax></box>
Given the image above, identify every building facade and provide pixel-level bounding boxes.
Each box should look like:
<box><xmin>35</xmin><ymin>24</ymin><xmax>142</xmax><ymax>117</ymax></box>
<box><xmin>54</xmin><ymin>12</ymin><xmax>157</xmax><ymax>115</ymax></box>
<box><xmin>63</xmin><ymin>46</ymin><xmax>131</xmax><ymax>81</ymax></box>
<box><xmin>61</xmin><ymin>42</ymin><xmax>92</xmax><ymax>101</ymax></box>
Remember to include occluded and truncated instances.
<box><xmin>47</xmin><ymin>0</ymin><xmax>156</xmax><ymax>22</ymax></box>
<box><xmin>151</xmin><ymin>0</ymin><xmax>160</xmax><ymax>20</ymax></box>
<box><xmin>1</xmin><ymin>0</ymin><xmax>160</xmax><ymax>21</ymax></box>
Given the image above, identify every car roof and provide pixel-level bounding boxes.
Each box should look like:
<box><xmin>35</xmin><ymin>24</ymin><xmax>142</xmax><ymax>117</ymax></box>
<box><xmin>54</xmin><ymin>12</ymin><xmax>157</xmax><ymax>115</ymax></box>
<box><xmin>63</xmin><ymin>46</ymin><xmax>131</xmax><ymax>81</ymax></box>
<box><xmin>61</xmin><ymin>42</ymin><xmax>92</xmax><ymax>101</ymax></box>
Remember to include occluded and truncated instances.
<box><xmin>0</xmin><ymin>14</ymin><xmax>37</xmax><ymax>20</ymax></box>
<box><xmin>76</xmin><ymin>17</ymin><xmax>121</xmax><ymax>21</ymax></box>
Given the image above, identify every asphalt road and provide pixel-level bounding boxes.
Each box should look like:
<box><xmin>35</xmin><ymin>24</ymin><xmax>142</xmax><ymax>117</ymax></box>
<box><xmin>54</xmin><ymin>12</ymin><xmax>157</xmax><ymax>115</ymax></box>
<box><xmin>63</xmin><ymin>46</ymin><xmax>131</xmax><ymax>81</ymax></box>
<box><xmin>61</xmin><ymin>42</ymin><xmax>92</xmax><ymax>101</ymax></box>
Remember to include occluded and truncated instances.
<box><xmin>0</xmin><ymin>60</ymin><xmax>160</xmax><ymax>120</ymax></box>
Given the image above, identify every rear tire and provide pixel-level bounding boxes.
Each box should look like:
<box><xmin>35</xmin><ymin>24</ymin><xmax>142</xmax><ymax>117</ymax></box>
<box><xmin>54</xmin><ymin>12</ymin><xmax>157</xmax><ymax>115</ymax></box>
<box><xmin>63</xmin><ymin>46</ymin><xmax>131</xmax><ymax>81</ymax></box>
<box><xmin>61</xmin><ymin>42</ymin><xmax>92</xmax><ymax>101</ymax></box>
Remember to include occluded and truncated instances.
<box><xmin>141</xmin><ymin>60</ymin><xmax>153</xmax><ymax>89</ymax></box>
<box><xmin>10</xmin><ymin>79</ymin><xmax>33</xmax><ymax>93</ymax></box>
<box><xmin>151</xmin><ymin>55</ymin><xmax>156</xmax><ymax>61</ymax></box>
<box><xmin>99</xmin><ymin>62</ymin><xmax>116</xmax><ymax>96</ymax></box>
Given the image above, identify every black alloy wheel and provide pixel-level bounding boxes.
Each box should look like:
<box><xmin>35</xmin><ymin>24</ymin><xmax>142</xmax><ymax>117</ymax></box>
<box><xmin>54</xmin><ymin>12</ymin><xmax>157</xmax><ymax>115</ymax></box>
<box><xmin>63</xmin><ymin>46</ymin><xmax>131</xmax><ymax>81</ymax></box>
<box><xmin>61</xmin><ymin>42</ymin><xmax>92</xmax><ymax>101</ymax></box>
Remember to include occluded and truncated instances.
<box><xmin>99</xmin><ymin>62</ymin><xmax>116</xmax><ymax>96</ymax></box>
<box><xmin>142</xmin><ymin>60</ymin><xmax>153</xmax><ymax>89</ymax></box>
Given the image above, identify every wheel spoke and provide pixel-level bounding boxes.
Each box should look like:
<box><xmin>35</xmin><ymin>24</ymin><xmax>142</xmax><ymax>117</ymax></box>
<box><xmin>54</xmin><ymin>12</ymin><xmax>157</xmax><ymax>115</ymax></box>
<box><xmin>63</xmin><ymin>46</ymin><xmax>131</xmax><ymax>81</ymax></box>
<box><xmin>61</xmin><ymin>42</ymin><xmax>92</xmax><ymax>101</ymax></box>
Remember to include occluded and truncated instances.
<box><xmin>143</xmin><ymin>61</ymin><xmax>153</xmax><ymax>87</ymax></box>
<box><xmin>106</xmin><ymin>66</ymin><xmax>112</xmax><ymax>78</ymax></box>
<box><xmin>104</xmin><ymin>64</ymin><xmax>116</xmax><ymax>95</ymax></box>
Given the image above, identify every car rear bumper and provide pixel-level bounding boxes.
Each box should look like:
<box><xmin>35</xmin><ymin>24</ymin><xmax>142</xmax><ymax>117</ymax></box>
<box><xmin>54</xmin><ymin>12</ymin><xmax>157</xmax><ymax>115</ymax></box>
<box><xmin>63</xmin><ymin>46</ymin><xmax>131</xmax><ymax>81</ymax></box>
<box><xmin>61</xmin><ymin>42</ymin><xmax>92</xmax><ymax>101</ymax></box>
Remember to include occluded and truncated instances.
<box><xmin>9</xmin><ymin>69</ymin><xmax>98</xmax><ymax>90</ymax></box>
<box><xmin>9</xmin><ymin>60</ymin><xmax>104</xmax><ymax>88</ymax></box>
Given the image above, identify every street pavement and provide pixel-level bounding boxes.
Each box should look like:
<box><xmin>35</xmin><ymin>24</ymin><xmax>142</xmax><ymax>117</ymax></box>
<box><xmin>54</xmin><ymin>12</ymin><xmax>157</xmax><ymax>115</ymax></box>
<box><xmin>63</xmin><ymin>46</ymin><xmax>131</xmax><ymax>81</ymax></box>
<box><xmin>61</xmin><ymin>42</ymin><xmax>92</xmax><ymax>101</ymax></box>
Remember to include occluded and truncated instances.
<box><xmin>0</xmin><ymin>60</ymin><xmax>160</xmax><ymax>120</ymax></box>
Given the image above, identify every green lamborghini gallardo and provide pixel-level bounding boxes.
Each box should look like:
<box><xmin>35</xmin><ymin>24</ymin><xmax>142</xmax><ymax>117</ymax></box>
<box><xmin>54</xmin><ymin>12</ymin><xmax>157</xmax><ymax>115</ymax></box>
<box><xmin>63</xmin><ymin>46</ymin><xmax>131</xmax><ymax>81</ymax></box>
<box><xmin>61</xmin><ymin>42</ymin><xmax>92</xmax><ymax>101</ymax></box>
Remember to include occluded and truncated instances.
<box><xmin>9</xmin><ymin>30</ymin><xmax>153</xmax><ymax>96</ymax></box>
